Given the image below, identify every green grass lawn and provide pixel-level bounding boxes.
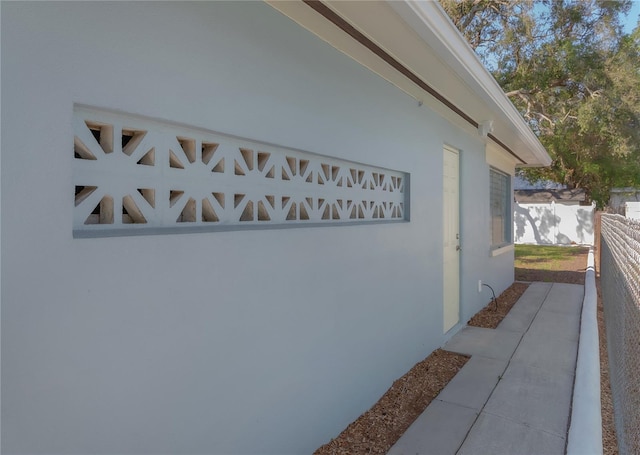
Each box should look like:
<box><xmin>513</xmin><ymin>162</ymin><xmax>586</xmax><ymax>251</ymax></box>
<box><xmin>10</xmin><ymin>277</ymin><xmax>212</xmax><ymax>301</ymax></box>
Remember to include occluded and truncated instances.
<box><xmin>515</xmin><ymin>244</ymin><xmax>589</xmax><ymax>282</ymax></box>
<box><xmin>516</xmin><ymin>244</ymin><xmax>587</xmax><ymax>264</ymax></box>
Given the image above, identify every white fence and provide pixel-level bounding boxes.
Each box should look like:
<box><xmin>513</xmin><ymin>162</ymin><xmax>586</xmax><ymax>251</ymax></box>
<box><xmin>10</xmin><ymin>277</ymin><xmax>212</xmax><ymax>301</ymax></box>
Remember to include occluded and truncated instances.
<box><xmin>626</xmin><ymin>202</ymin><xmax>640</xmax><ymax>220</ymax></box>
<box><xmin>514</xmin><ymin>201</ymin><xmax>595</xmax><ymax>245</ymax></box>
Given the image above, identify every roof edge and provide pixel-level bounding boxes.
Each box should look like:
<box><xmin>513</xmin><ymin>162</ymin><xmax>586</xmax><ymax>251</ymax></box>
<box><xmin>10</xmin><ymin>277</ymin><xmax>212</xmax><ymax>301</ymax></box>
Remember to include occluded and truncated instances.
<box><xmin>389</xmin><ymin>1</ymin><xmax>551</xmax><ymax>166</ymax></box>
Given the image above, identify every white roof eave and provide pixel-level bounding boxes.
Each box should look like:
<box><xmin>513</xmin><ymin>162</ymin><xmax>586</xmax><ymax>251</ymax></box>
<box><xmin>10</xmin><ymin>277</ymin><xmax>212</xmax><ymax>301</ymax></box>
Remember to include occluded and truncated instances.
<box><xmin>388</xmin><ymin>0</ymin><xmax>551</xmax><ymax>167</ymax></box>
<box><xmin>266</xmin><ymin>0</ymin><xmax>551</xmax><ymax>167</ymax></box>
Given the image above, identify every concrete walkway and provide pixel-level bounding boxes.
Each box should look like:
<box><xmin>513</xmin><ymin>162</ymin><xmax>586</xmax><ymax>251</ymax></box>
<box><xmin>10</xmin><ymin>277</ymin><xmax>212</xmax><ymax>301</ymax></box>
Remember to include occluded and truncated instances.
<box><xmin>388</xmin><ymin>282</ymin><xmax>584</xmax><ymax>455</ymax></box>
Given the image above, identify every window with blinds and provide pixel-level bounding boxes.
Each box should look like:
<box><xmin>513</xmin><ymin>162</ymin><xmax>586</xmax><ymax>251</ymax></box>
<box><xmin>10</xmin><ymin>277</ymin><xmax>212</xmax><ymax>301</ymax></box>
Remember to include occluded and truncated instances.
<box><xmin>490</xmin><ymin>168</ymin><xmax>511</xmax><ymax>247</ymax></box>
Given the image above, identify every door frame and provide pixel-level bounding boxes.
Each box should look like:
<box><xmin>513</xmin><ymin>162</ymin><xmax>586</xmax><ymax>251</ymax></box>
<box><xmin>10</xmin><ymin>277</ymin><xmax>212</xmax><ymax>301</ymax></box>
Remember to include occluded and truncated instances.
<box><xmin>442</xmin><ymin>145</ymin><xmax>461</xmax><ymax>333</ymax></box>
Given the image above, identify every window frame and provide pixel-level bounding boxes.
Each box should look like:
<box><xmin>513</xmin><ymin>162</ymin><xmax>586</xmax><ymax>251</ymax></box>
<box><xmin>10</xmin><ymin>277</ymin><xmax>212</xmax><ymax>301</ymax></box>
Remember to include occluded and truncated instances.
<box><xmin>489</xmin><ymin>167</ymin><xmax>512</xmax><ymax>251</ymax></box>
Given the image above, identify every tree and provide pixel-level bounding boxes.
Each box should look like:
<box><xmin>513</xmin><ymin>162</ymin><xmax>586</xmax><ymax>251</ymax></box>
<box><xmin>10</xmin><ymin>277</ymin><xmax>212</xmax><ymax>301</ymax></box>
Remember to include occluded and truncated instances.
<box><xmin>440</xmin><ymin>0</ymin><xmax>640</xmax><ymax>208</ymax></box>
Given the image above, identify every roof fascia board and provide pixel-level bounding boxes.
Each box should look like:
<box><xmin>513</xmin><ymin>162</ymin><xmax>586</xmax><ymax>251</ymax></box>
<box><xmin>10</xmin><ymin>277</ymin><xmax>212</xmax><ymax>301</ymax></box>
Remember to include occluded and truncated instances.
<box><xmin>388</xmin><ymin>1</ymin><xmax>551</xmax><ymax>167</ymax></box>
<box><xmin>266</xmin><ymin>0</ymin><xmax>551</xmax><ymax>166</ymax></box>
<box><xmin>265</xmin><ymin>0</ymin><xmax>482</xmax><ymax>138</ymax></box>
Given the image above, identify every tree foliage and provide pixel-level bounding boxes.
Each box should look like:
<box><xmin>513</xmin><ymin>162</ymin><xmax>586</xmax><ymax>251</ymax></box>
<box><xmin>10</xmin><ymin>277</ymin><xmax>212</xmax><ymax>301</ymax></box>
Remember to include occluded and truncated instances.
<box><xmin>440</xmin><ymin>0</ymin><xmax>640</xmax><ymax>208</ymax></box>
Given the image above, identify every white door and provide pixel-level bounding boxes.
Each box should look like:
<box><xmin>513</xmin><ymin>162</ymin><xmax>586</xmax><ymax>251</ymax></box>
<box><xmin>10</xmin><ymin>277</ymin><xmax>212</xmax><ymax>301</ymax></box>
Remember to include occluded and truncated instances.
<box><xmin>443</xmin><ymin>147</ymin><xmax>460</xmax><ymax>332</ymax></box>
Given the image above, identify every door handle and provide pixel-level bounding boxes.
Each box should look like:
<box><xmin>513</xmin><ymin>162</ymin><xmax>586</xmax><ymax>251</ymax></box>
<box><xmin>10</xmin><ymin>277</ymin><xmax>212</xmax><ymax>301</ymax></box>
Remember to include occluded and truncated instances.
<box><xmin>456</xmin><ymin>245</ymin><xmax>461</xmax><ymax>251</ymax></box>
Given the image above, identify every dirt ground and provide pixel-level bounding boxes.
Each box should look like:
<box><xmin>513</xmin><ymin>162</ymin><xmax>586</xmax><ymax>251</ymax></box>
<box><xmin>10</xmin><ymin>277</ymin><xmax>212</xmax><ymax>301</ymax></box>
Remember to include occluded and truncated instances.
<box><xmin>315</xmin><ymin>245</ymin><xmax>618</xmax><ymax>455</ymax></box>
<box><xmin>596</xmin><ymin>276</ymin><xmax>618</xmax><ymax>455</ymax></box>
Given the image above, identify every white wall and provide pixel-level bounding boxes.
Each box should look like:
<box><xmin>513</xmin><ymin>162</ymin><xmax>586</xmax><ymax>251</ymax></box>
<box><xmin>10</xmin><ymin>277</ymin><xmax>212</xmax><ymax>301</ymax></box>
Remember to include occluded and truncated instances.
<box><xmin>626</xmin><ymin>202</ymin><xmax>640</xmax><ymax>220</ymax></box>
<box><xmin>514</xmin><ymin>201</ymin><xmax>595</xmax><ymax>245</ymax></box>
<box><xmin>2</xmin><ymin>2</ymin><xmax>511</xmax><ymax>453</ymax></box>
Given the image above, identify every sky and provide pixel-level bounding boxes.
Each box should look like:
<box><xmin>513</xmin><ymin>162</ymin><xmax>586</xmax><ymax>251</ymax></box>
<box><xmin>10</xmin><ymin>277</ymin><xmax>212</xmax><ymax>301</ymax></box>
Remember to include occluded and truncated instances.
<box><xmin>623</xmin><ymin>0</ymin><xmax>640</xmax><ymax>34</ymax></box>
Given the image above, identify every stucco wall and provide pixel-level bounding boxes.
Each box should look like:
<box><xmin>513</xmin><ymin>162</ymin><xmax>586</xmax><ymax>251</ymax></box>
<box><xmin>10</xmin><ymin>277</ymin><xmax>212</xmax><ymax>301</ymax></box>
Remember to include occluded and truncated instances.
<box><xmin>514</xmin><ymin>201</ymin><xmax>595</xmax><ymax>245</ymax></box>
<box><xmin>1</xmin><ymin>2</ymin><xmax>512</xmax><ymax>453</ymax></box>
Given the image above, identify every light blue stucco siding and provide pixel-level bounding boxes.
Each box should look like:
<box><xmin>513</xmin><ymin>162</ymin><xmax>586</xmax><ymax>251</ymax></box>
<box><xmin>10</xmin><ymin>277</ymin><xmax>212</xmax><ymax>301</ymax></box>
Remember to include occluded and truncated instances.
<box><xmin>2</xmin><ymin>2</ymin><xmax>512</xmax><ymax>453</ymax></box>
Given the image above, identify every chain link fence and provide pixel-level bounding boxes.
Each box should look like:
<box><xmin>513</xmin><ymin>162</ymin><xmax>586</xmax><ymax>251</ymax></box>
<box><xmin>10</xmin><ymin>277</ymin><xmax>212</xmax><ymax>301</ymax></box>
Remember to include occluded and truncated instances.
<box><xmin>600</xmin><ymin>214</ymin><xmax>640</xmax><ymax>455</ymax></box>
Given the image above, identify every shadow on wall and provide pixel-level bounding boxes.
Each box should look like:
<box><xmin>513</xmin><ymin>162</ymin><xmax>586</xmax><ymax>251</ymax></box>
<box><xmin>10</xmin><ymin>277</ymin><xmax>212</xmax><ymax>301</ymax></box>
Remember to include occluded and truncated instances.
<box><xmin>514</xmin><ymin>203</ymin><xmax>559</xmax><ymax>244</ymax></box>
<box><xmin>514</xmin><ymin>202</ymin><xmax>595</xmax><ymax>245</ymax></box>
<box><xmin>575</xmin><ymin>207</ymin><xmax>594</xmax><ymax>243</ymax></box>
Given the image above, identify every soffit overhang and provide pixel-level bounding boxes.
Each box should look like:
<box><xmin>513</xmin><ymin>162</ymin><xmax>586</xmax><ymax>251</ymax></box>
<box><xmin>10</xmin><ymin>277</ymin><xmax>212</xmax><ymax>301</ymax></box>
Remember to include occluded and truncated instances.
<box><xmin>266</xmin><ymin>0</ymin><xmax>552</xmax><ymax>167</ymax></box>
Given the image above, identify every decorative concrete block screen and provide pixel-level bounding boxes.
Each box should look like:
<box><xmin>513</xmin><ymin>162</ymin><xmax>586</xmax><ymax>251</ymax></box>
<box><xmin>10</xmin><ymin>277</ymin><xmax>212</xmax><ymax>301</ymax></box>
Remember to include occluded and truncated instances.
<box><xmin>73</xmin><ymin>107</ymin><xmax>408</xmax><ymax>237</ymax></box>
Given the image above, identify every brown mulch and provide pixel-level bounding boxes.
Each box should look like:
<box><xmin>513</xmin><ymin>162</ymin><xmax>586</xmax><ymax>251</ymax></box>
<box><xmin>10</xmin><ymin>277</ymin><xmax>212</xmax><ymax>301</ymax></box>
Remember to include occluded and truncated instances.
<box><xmin>467</xmin><ymin>282</ymin><xmax>530</xmax><ymax>329</ymax></box>
<box><xmin>313</xmin><ymin>349</ymin><xmax>469</xmax><ymax>455</ymax></box>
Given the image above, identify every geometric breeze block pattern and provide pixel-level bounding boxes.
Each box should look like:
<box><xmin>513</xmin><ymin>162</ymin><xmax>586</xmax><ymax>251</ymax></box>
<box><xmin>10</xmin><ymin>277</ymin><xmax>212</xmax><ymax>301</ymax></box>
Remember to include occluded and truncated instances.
<box><xmin>73</xmin><ymin>106</ymin><xmax>408</xmax><ymax>237</ymax></box>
